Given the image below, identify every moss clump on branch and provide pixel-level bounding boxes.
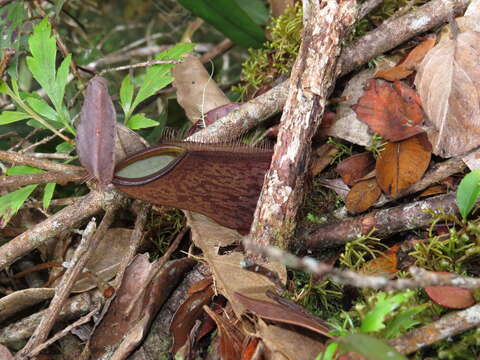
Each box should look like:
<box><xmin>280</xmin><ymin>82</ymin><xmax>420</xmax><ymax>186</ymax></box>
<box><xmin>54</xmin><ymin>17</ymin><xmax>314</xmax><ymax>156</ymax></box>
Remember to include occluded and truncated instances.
<box><xmin>234</xmin><ymin>3</ymin><xmax>303</xmax><ymax>99</ymax></box>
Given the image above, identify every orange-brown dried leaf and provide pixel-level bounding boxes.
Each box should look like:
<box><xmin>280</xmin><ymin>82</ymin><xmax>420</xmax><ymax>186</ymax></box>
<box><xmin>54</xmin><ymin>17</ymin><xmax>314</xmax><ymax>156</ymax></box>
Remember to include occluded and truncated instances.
<box><xmin>376</xmin><ymin>37</ymin><xmax>436</xmax><ymax>81</ymax></box>
<box><xmin>419</xmin><ymin>184</ymin><xmax>446</xmax><ymax>198</ymax></box>
<box><xmin>425</xmin><ymin>272</ymin><xmax>476</xmax><ymax>309</ymax></box>
<box><xmin>352</xmin><ymin>79</ymin><xmax>425</xmax><ymax>142</ymax></box>
<box><xmin>204</xmin><ymin>306</ymin><xmax>245</xmax><ymax>360</ymax></box>
<box><xmin>170</xmin><ymin>284</ymin><xmax>215</xmax><ymax>353</ymax></box>
<box><xmin>376</xmin><ymin>133</ymin><xmax>432</xmax><ymax>197</ymax></box>
<box><xmin>360</xmin><ymin>244</ymin><xmax>400</xmax><ymax>278</ymax></box>
<box><xmin>240</xmin><ymin>338</ymin><xmax>260</xmax><ymax>360</ymax></box>
<box><xmin>336</xmin><ymin>152</ymin><xmax>376</xmax><ymax>186</ymax></box>
<box><xmin>345</xmin><ymin>178</ymin><xmax>381</xmax><ymax>214</ymax></box>
<box><xmin>188</xmin><ymin>276</ymin><xmax>213</xmax><ymax>294</ymax></box>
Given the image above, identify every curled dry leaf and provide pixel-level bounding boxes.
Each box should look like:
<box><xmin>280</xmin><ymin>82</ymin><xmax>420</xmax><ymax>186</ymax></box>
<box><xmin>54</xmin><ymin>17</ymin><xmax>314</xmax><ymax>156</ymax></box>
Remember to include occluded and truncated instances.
<box><xmin>336</xmin><ymin>152</ymin><xmax>375</xmax><ymax>186</ymax></box>
<box><xmin>185</xmin><ymin>212</ymin><xmax>287</xmax><ymax>318</ymax></box>
<box><xmin>352</xmin><ymin>79</ymin><xmax>425</xmax><ymax>142</ymax></box>
<box><xmin>115</xmin><ymin>123</ymin><xmax>148</xmax><ymax>163</ymax></box>
<box><xmin>204</xmin><ymin>306</ymin><xmax>246</xmax><ymax>360</ymax></box>
<box><xmin>346</xmin><ymin>178</ymin><xmax>381</xmax><ymax>214</ymax></box>
<box><xmin>376</xmin><ymin>133</ymin><xmax>432</xmax><ymax>197</ymax></box>
<box><xmin>415</xmin><ymin>31</ymin><xmax>480</xmax><ymax>157</ymax></box>
<box><xmin>173</xmin><ymin>55</ymin><xmax>230</xmax><ymax>123</ymax></box>
<box><xmin>170</xmin><ymin>283</ymin><xmax>215</xmax><ymax>353</ymax></box>
<box><xmin>234</xmin><ymin>292</ymin><xmax>331</xmax><ymax>337</ymax></box>
<box><xmin>360</xmin><ymin>244</ymin><xmax>400</xmax><ymax>278</ymax></box>
<box><xmin>325</xmin><ymin>57</ymin><xmax>399</xmax><ymax>146</ymax></box>
<box><xmin>70</xmin><ymin>228</ymin><xmax>133</xmax><ymax>292</ymax></box>
<box><xmin>425</xmin><ymin>272</ymin><xmax>476</xmax><ymax>309</ymax></box>
<box><xmin>76</xmin><ymin>76</ymin><xmax>116</xmax><ymax>186</ymax></box>
<box><xmin>375</xmin><ymin>36</ymin><xmax>436</xmax><ymax>81</ymax></box>
<box><xmin>89</xmin><ymin>255</ymin><xmax>195</xmax><ymax>359</ymax></box>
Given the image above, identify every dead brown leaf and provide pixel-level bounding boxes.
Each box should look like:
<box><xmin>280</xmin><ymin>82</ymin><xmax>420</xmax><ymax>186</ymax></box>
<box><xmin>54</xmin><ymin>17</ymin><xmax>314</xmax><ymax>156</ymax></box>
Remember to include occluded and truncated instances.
<box><xmin>185</xmin><ymin>211</ymin><xmax>287</xmax><ymax>318</ymax></box>
<box><xmin>89</xmin><ymin>255</ymin><xmax>195</xmax><ymax>359</ymax></box>
<box><xmin>234</xmin><ymin>292</ymin><xmax>331</xmax><ymax>337</ymax></box>
<box><xmin>258</xmin><ymin>320</ymin><xmax>325</xmax><ymax>360</ymax></box>
<box><xmin>376</xmin><ymin>133</ymin><xmax>432</xmax><ymax>197</ymax></box>
<box><xmin>415</xmin><ymin>31</ymin><xmax>480</xmax><ymax>157</ymax></box>
<box><xmin>204</xmin><ymin>306</ymin><xmax>246</xmax><ymax>360</ymax></box>
<box><xmin>345</xmin><ymin>178</ymin><xmax>381</xmax><ymax>214</ymax></box>
<box><xmin>170</xmin><ymin>283</ymin><xmax>215</xmax><ymax>353</ymax></box>
<box><xmin>376</xmin><ymin>36</ymin><xmax>436</xmax><ymax>81</ymax></box>
<box><xmin>425</xmin><ymin>272</ymin><xmax>476</xmax><ymax>309</ymax></box>
<box><xmin>58</xmin><ymin>228</ymin><xmax>133</xmax><ymax>293</ymax></box>
<box><xmin>336</xmin><ymin>152</ymin><xmax>375</xmax><ymax>186</ymax></box>
<box><xmin>352</xmin><ymin>79</ymin><xmax>425</xmax><ymax>142</ymax></box>
<box><xmin>173</xmin><ymin>55</ymin><xmax>230</xmax><ymax>123</ymax></box>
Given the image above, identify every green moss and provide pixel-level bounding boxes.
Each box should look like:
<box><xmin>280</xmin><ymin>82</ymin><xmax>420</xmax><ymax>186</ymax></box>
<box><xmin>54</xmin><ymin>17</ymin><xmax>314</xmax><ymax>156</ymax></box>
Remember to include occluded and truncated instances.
<box><xmin>233</xmin><ymin>3</ymin><xmax>303</xmax><ymax>99</ymax></box>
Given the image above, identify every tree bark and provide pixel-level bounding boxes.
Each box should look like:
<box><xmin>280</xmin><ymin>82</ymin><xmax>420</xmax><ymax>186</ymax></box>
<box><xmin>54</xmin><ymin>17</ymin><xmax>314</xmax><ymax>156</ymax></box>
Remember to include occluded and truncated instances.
<box><xmin>249</xmin><ymin>0</ymin><xmax>357</xmax><ymax>251</ymax></box>
<box><xmin>305</xmin><ymin>192</ymin><xmax>459</xmax><ymax>249</ymax></box>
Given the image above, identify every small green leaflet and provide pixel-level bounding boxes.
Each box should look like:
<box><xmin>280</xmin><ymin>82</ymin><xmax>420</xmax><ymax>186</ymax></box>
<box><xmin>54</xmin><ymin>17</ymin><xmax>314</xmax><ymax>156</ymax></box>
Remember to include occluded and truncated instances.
<box><xmin>361</xmin><ymin>291</ymin><xmax>413</xmax><ymax>333</ymax></box>
<box><xmin>456</xmin><ymin>169</ymin><xmax>480</xmax><ymax>220</ymax></box>
<box><xmin>0</xmin><ymin>166</ymin><xmax>56</xmax><ymax>227</ymax></box>
<box><xmin>43</xmin><ymin>183</ymin><xmax>56</xmax><ymax>210</ymax></box>
<box><xmin>0</xmin><ymin>185</ymin><xmax>37</xmax><ymax>228</ymax></box>
<box><xmin>26</xmin><ymin>18</ymin><xmax>72</xmax><ymax>130</ymax></box>
<box><xmin>120</xmin><ymin>43</ymin><xmax>194</xmax><ymax>126</ymax></box>
<box><xmin>338</xmin><ymin>333</ymin><xmax>407</xmax><ymax>360</ymax></box>
<box><xmin>1</xmin><ymin>166</ymin><xmax>43</xmax><ymax>228</ymax></box>
<box><xmin>126</xmin><ymin>114</ymin><xmax>159</xmax><ymax>130</ymax></box>
<box><xmin>384</xmin><ymin>303</ymin><xmax>428</xmax><ymax>339</ymax></box>
<box><xmin>0</xmin><ymin>111</ymin><xmax>31</xmax><ymax>125</ymax></box>
<box><xmin>178</xmin><ymin>0</ymin><xmax>266</xmax><ymax>48</ymax></box>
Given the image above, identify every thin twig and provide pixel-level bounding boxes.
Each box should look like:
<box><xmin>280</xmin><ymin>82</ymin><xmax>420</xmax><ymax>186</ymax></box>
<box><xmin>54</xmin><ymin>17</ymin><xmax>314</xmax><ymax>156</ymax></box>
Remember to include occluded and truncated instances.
<box><xmin>0</xmin><ymin>189</ymin><xmax>110</xmax><ymax>270</ymax></box>
<box><xmin>99</xmin><ymin>59</ymin><xmax>183</xmax><ymax>75</ymax></box>
<box><xmin>0</xmin><ymin>150</ymin><xmax>83</xmax><ymax>173</ymax></box>
<box><xmin>0</xmin><ymin>171</ymin><xmax>85</xmax><ymax>191</ymax></box>
<box><xmin>243</xmin><ymin>239</ymin><xmax>480</xmax><ymax>290</ymax></box>
<box><xmin>15</xmin><ymin>218</ymin><xmax>98</xmax><ymax>358</ymax></box>
<box><xmin>389</xmin><ymin>303</ymin><xmax>480</xmax><ymax>354</ymax></box>
<box><xmin>305</xmin><ymin>192</ymin><xmax>459</xmax><ymax>249</ymax></box>
<box><xmin>19</xmin><ymin>130</ymin><xmax>69</xmax><ymax>154</ymax></box>
<box><xmin>29</xmin><ymin>305</ymin><xmax>101</xmax><ymax>357</ymax></box>
<box><xmin>18</xmin><ymin>205</ymin><xmax>118</xmax><ymax>358</ymax></box>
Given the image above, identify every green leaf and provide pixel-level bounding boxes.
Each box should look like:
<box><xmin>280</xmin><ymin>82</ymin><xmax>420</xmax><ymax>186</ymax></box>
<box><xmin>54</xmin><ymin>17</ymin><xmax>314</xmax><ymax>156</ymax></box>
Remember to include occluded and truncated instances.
<box><xmin>6</xmin><ymin>165</ymin><xmax>43</xmax><ymax>176</ymax></box>
<box><xmin>0</xmin><ymin>111</ymin><xmax>31</xmax><ymax>125</ymax></box>
<box><xmin>317</xmin><ymin>342</ymin><xmax>338</xmax><ymax>360</ymax></box>
<box><xmin>126</xmin><ymin>113</ymin><xmax>160</xmax><ymax>130</ymax></box>
<box><xmin>26</xmin><ymin>18</ymin><xmax>57</xmax><ymax>104</ymax></box>
<box><xmin>26</xmin><ymin>17</ymin><xmax>71</xmax><ymax>121</ymax></box>
<box><xmin>457</xmin><ymin>169</ymin><xmax>480</xmax><ymax>219</ymax></box>
<box><xmin>56</xmin><ymin>141</ymin><xmax>74</xmax><ymax>153</ymax></box>
<box><xmin>0</xmin><ymin>1</ymin><xmax>27</xmax><ymax>78</ymax></box>
<box><xmin>26</xmin><ymin>97</ymin><xmax>58</xmax><ymax>122</ymax></box>
<box><xmin>0</xmin><ymin>185</ymin><xmax>37</xmax><ymax>228</ymax></box>
<box><xmin>234</xmin><ymin>0</ymin><xmax>268</xmax><ymax>25</ymax></box>
<box><xmin>120</xmin><ymin>75</ymin><xmax>134</xmax><ymax>117</ymax></box>
<box><xmin>338</xmin><ymin>333</ymin><xmax>407</xmax><ymax>360</ymax></box>
<box><xmin>361</xmin><ymin>292</ymin><xmax>413</xmax><ymax>333</ymax></box>
<box><xmin>129</xmin><ymin>43</ymin><xmax>194</xmax><ymax>113</ymax></box>
<box><xmin>384</xmin><ymin>303</ymin><xmax>428</xmax><ymax>339</ymax></box>
<box><xmin>156</xmin><ymin>43</ymin><xmax>196</xmax><ymax>61</ymax></box>
<box><xmin>178</xmin><ymin>0</ymin><xmax>266</xmax><ymax>48</ymax></box>
<box><xmin>43</xmin><ymin>183</ymin><xmax>56</xmax><ymax>210</ymax></box>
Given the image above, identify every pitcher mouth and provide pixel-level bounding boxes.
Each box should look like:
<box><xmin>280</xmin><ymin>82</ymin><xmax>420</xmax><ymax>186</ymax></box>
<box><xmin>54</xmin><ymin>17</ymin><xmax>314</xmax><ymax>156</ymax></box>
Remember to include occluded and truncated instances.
<box><xmin>112</xmin><ymin>145</ymin><xmax>186</xmax><ymax>186</ymax></box>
